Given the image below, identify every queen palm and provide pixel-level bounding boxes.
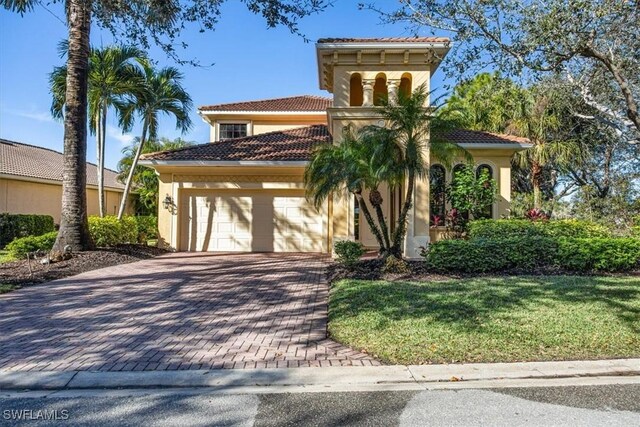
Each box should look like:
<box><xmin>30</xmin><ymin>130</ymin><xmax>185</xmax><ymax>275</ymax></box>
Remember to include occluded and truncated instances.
<box><xmin>118</xmin><ymin>137</ymin><xmax>195</xmax><ymax>214</ymax></box>
<box><xmin>305</xmin><ymin>85</ymin><xmax>468</xmax><ymax>258</ymax></box>
<box><xmin>50</xmin><ymin>44</ymin><xmax>146</xmax><ymax>217</ymax></box>
<box><xmin>117</xmin><ymin>64</ymin><xmax>193</xmax><ymax>219</ymax></box>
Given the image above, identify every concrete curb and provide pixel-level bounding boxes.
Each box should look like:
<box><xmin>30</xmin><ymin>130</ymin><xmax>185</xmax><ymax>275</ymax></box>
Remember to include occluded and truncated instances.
<box><xmin>1</xmin><ymin>359</ymin><xmax>638</xmax><ymax>392</ymax></box>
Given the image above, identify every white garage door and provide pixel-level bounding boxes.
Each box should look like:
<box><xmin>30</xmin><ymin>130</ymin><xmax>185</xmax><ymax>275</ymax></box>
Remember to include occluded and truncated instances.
<box><xmin>179</xmin><ymin>189</ymin><xmax>327</xmax><ymax>252</ymax></box>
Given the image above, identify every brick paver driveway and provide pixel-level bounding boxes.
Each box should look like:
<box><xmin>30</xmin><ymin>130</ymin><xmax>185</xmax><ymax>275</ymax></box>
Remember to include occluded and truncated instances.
<box><xmin>0</xmin><ymin>253</ymin><xmax>379</xmax><ymax>372</ymax></box>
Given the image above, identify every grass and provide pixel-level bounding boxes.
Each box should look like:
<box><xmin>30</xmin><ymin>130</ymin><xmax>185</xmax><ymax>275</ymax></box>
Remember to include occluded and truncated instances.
<box><xmin>0</xmin><ymin>283</ymin><xmax>17</xmax><ymax>294</ymax></box>
<box><xmin>329</xmin><ymin>276</ymin><xmax>640</xmax><ymax>365</ymax></box>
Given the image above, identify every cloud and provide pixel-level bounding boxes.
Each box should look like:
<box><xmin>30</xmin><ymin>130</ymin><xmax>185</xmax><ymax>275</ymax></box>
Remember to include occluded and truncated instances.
<box><xmin>4</xmin><ymin>108</ymin><xmax>56</xmax><ymax>123</ymax></box>
<box><xmin>106</xmin><ymin>125</ymin><xmax>135</xmax><ymax>146</ymax></box>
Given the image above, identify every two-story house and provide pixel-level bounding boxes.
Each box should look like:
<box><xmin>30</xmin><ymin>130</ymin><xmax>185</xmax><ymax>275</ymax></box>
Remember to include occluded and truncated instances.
<box><xmin>139</xmin><ymin>38</ymin><xmax>530</xmax><ymax>257</ymax></box>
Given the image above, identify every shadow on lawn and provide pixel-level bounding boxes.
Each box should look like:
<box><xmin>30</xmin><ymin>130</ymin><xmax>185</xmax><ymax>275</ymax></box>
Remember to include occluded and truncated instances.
<box><xmin>330</xmin><ymin>276</ymin><xmax>640</xmax><ymax>333</ymax></box>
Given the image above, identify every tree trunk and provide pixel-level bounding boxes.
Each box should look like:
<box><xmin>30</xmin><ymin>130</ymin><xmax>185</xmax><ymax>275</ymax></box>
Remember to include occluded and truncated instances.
<box><xmin>354</xmin><ymin>192</ymin><xmax>387</xmax><ymax>254</ymax></box>
<box><xmin>390</xmin><ymin>172</ymin><xmax>415</xmax><ymax>258</ymax></box>
<box><xmin>97</xmin><ymin>103</ymin><xmax>107</xmax><ymax>217</ymax></box>
<box><xmin>531</xmin><ymin>161</ymin><xmax>542</xmax><ymax>210</ymax></box>
<box><xmin>369</xmin><ymin>188</ymin><xmax>391</xmax><ymax>250</ymax></box>
<box><xmin>118</xmin><ymin>119</ymin><xmax>148</xmax><ymax>219</ymax></box>
<box><xmin>52</xmin><ymin>0</ymin><xmax>94</xmax><ymax>256</ymax></box>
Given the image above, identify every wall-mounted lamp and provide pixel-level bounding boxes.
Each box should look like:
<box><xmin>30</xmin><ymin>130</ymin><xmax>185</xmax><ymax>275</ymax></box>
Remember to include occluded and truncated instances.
<box><xmin>162</xmin><ymin>194</ymin><xmax>173</xmax><ymax>210</ymax></box>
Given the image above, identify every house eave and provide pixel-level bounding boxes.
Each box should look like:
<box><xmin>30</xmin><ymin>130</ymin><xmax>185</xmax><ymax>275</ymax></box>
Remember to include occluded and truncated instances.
<box><xmin>457</xmin><ymin>142</ymin><xmax>533</xmax><ymax>150</ymax></box>
<box><xmin>0</xmin><ymin>173</ymin><xmax>125</xmax><ymax>191</ymax></box>
<box><xmin>138</xmin><ymin>160</ymin><xmax>309</xmax><ymax>167</ymax></box>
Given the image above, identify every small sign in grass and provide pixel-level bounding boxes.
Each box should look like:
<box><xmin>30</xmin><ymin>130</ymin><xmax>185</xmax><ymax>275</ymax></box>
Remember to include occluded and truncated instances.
<box><xmin>329</xmin><ymin>276</ymin><xmax>640</xmax><ymax>364</ymax></box>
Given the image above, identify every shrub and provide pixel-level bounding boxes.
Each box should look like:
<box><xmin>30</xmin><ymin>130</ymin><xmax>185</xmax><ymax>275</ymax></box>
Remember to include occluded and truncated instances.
<box><xmin>424</xmin><ymin>236</ymin><xmax>558</xmax><ymax>273</ymax></box>
<box><xmin>334</xmin><ymin>240</ymin><xmax>366</xmax><ymax>266</ymax></box>
<box><xmin>469</xmin><ymin>219</ymin><xmax>611</xmax><ymax>240</ymax></box>
<box><xmin>88</xmin><ymin>216</ymin><xmax>138</xmax><ymax>247</ymax></box>
<box><xmin>5</xmin><ymin>231</ymin><xmax>58</xmax><ymax>258</ymax></box>
<box><xmin>0</xmin><ymin>213</ymin><xmax>56</xmax><ymax>248</ymax></box>
<box><xmin>133</xmin><ymin>216</ymin><xmax>158</xmax><ymax>243</ymax></box>
<box><xmin>557</xmin><ymin>238</ymin><xmax>640</xmax><ymax>272</ymax></box>
<box><xmin>382</xmin><ymin>255</ymin><xmax>410</xmax><ymax>274</ymax></box>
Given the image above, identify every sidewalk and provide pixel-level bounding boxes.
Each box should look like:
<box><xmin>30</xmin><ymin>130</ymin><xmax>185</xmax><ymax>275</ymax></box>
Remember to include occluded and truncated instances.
<box><xmin>1</xmin><ymin>358</ymin><xmax>638</xmax><ymax>394</ymax></box>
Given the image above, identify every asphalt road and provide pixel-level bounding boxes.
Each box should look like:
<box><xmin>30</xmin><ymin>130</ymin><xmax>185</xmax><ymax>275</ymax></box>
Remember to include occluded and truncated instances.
<box><xmin>1</xmin><ymin>384</ymin><xmax>639</xmax><ymax>426</ymax></box>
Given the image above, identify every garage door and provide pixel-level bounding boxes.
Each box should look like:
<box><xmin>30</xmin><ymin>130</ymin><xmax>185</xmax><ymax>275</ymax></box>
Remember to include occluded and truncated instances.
<box><xmin>179</xmin><ymin>189</ymin><xmax>327</xmax><ymax>252</ymax></box>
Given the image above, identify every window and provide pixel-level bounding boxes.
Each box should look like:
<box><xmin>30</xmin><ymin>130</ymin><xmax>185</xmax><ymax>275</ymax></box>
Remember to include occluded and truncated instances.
<box><xmin>373</xmin><ymin>73</ymin><xmax>387</xmax><ymax>106</ymax></box>
<box><xmin>430</xmin><ymin>165</ymin><xmax>446</xmax><ymax>226</ymax></box>
<box><xmin>350</xmin><ymin>73</ymin><xmax>363</xmax><ymax>107</ymax></box>
<box><xmin>354</xmin><ymin>195</ymin><xmax>360</xmax><ymax>241</ymax></box>
<box><xmin>476</xmin><ymin>164</ymin><xmax>494</xmax><ymax>219</ymax></box>
<box><xmin>219</xmin><ymin>123</ymin><xmax>247</xmax><ymax>140</ymax></box>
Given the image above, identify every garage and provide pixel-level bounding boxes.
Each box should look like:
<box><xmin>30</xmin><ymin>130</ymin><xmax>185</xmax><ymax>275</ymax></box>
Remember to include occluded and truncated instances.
<box><xmin>179</xmin><ymin>189</ymin><xmax>328</xmax><ymax>253</ymax></box>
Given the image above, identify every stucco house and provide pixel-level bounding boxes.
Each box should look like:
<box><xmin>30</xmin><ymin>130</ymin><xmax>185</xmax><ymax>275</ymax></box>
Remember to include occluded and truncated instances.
<box><xmin>0</xmin><ymin>139</ymin><xmax>133</xmax><ymax>223</ymax></box>
<box><xmin>140</xmin><ymin>38</ymin><xmax>531</xmax><ymax>257</ymax></box>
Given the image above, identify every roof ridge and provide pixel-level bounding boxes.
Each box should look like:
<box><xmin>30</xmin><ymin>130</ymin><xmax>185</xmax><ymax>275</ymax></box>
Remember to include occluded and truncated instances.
<box><xmin>0</xmin><ymin>138</ymin><xmax>121</xmax><ymax>175</ymax></box>
<box><xmin>199</xmin><ymin>94</ymin><xmax>332</xmax><ymax>110</ymax></box>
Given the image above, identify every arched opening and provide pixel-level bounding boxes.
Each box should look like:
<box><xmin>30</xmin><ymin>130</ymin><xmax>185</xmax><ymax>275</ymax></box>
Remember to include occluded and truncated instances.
<box><xmin>429</xmin><ymin>164</ymin><xmax>446</xmax><ymax>226</ymax></box>
<box><xmin>476</xmin><ymin>164</ymin><xmax>494</xmax><ymax>219</ymax></box>
<box><xmin>349</xmin><ymin>73</ymin><xmax>363</xmax><ymax>107</ymax></box>
<box><xmin>452</xmin><ymin>164</ymin><xmax>470</xmax><ymax>221</ymax></box>
<box><xmin>373</xmin><ymin>73</ymin><xmax>387</xmax><ymax>106</ymax></box>
<box><xmin>399</xmin><ymin>73</ymin><xmax>412</xmax><ymax>99</ymax></box>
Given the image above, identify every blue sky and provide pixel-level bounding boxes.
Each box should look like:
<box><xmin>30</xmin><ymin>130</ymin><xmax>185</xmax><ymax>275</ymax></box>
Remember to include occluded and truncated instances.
<box><xmin>0</xmin><ymin>1</ymin><xmax>450</xmax><ymax>171</ymax></box>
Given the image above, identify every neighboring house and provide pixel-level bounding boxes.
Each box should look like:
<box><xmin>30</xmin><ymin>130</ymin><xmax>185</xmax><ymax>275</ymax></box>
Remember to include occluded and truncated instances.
<box><xmin>140</xmin><ymin>38</ymin><xmax>531</xmax><ymax>257</ymax></box>
<box><xmin>0</xmin><ymin>139</ymin><xmax>133</xmax><ymax>223</ymax></box>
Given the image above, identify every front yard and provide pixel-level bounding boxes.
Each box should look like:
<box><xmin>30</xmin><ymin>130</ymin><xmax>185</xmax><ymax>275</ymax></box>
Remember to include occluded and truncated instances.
<box><xmin>329</xmin><ymin>275</ymin><xmax>640</xmax><ymax>365</ymax></box>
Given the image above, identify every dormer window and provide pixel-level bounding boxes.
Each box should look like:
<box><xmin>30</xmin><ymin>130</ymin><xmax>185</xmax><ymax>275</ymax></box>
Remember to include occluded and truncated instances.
<box><xmin>219</xmin><ymin>123</ymin><xmax>247</xmax><ymax>140</ymax></box>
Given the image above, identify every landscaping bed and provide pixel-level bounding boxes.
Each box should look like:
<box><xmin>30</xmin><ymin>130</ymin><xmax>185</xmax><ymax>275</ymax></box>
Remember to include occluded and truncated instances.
<box><xmin>0</xmin><ymin>245</ymin><xmax>168</xmax><ymax>292</ymax></box>
<box><xmin>328</xmin><ymin>276</ymin><xmax>640</xmax><ymax>365</ymax></box>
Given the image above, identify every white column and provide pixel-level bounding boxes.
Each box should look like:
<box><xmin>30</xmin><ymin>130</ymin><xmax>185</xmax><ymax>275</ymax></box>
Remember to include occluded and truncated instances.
<box><xmin>362</xmin><ymin>80</ymin><xmax>374</xmax><ymax>107</ymax></box>
<box><xmin>388</xmin><ymin>79</ymin><xmax>400</xmax><ymax>105</ymax></box>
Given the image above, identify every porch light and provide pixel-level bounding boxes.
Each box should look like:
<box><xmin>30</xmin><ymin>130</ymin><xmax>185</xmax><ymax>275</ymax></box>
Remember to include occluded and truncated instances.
<box><xmin>162</xmin><ymin>194</ymin><xmax>173</xmax><ymax>210</ymax></box>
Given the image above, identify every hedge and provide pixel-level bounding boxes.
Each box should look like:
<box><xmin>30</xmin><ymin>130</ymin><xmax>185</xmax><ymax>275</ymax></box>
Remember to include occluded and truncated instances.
<box><xmin>425</xmin><ymin>236</ymin><xmax>640</xmax><ymax>273</ymax></box>
<box><xmin>88</xmin><ymin>215</ymin><xmax>138</xmax><ymax>247</ymax></box>
<box><xmin>133</xmin><ymin>215</ymin><xmax>158</xmax><ymax>243</ymax></box>
<box><xmin>469</xmin><ymin>219</ymin><xmax>611</xmax><ymax>240</ymax></box>
<box><xmin>425</xmin><ymin>236</ymin><xmax>558</xmax><ymax>273</ymax></box>
<box><xmin>0</xmin><ymin>213</ymin><xmax>56</xmax><ymax>248</ymax></box>
<box><xmin>5</xmin><ymin>231</ymin><xmax>58</xmax><ymax>257</ymax></box>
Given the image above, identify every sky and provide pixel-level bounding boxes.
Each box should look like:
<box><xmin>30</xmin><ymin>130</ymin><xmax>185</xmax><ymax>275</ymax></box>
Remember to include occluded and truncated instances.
<box><xmin>0</xmin><ymin>1</ymin><xmax>450</xmax><ymax>171</ymax></box>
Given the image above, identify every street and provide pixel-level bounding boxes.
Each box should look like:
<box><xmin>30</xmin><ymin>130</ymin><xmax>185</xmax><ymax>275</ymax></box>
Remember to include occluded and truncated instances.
<box><xmin>1</xmin><ymin>384</ymin><xmax>639</xmax><ymax>426</ymax></box>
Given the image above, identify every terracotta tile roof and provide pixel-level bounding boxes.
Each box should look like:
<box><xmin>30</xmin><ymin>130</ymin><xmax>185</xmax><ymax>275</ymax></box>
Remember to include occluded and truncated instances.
<box><xmin>0</xmin><ymin>139</ymin><xmax>125</xmax><ymax>189</ymax></box>
<box><xmin>440</xmin><ymin>129</ymin><xmax>531</xmax><ymax>145</ymax></box>
<box><xmin>199</xmin><ymin>95</ymin><xmax>332</xmax><ymax>112</ymax></box>
<box><xmin>141</xmin><ymin>125</ymin><xmax>331</xmax><ymax>162</ymax></box>
<box><xmin>317</xmin><ymin>37</ymin><xmax>450</xmax><ymax>44</ymax></box>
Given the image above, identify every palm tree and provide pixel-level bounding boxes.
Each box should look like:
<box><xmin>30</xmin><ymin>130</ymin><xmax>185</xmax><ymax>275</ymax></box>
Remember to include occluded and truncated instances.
<box><xmin>305</xmin><ymin>85</ymin><xmax>468</xmax><ymax>258</ymax></box>
<box><xmin>117</xmin><ymin>64</ymin><xmax>193</xmax><ymax>219</ymax></box>
<box><xmin>509</xmin><ymin>90</ymin><xmax>580</xmax><ymax>209</ymax></box>
<box><xmin>50</xmin><ymin>43</ymin><xmax>146</xmax><ymax>217</ymax></box>
<box><xmin>118</xmin><ymin>137</ymin><xmax>195</xmax><ymax>214</ymax></box>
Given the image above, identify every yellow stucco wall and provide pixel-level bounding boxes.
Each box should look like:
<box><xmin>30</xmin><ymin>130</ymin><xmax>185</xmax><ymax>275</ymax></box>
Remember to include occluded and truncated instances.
<box><xmin>0</xmin><ymin>177</ymin><xmax>133</xmax><ymax>223</ymax></box>
<box><xmin>202</xmin><ymin>113</ymin><xmax>328</xmax><ymax>141</ymax></box>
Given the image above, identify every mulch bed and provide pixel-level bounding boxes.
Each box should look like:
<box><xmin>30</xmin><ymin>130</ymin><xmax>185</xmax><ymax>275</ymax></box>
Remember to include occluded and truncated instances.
<box><xmin>0</xmin><ymin>245</ymin><xmax>169</xmax><ymax>289</ymax></box>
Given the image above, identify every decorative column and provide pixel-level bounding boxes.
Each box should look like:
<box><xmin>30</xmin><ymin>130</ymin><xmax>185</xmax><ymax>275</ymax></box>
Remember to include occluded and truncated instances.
<box><xmin>362</xmin><ymin>80</ymin><xmax>374</xmax><ymax>106</ymax></box>
<box><xmin>387</xmin><ymin>79</ymin><xmax>400</xmax><ymax>105</ymax></box>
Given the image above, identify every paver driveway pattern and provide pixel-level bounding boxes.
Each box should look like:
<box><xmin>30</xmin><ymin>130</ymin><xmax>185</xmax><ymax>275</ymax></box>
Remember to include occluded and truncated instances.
<box><xmin>0</xmin><ymin>253</ymin><xmax>379</xmax><ymax>372</ymax></box>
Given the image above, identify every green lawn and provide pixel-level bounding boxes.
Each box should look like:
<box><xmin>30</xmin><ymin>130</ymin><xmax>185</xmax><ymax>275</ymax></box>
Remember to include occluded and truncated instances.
<box><xmin>329</xmin><ymin>276</ymin><xmax>640</xmax><ymax>365</ymax></box>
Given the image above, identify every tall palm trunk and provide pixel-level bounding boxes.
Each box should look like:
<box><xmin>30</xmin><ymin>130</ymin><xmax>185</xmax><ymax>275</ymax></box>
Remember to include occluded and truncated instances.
<box><xmin>52</xmin><ymin>0</ymin><xmax>94</xmax><ymax>256</ymax></box>
<box><xmin>97</xmin><ymin>103</ymin><xmax>107</xmax><ymax>216</ymax></box>
<box><xmin>354</xmin><ymin>192</ymin><xmax>387</xmax><ymax>252</ymax></box>
<box><xmin>369</xmin><ymin>189</ymin><xmax>391</xmax><ymax>251</ymax></box>
<box><xmin>531</xmin><ymin>160</ymin><xmax>542</xmax><ymax>210</ymax></box>
<box><xmin>118</xmin><ymin>118</ymin><xmax>148</xmax><ymax>219</ymax></box>
<box><xmin>390</xmin><ymin>172</ymin><xmax>415</xmax><ymax>257</ymax></box>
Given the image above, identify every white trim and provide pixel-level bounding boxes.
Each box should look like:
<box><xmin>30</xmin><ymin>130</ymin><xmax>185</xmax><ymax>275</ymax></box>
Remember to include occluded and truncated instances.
<box><xmin>198</xmin><ymin>110</ymin><xmax>327</xmax><ymax>116</ymax></box>
<box><xmin>458</xmin><ymin>142</ymin><xmax>532</xmax><ymax>149</ymax></box>
<box><xmin>0</xmin><ymin>173</ymin><xmax>125</xmax><ymax>192</ymax></box>
<box><xmin>138</xmin><ymin>160</ymin><xmax>309</xmax><ymax>167</ymax></box>
<box><xmin>316</xmin><ymin>42</ymin><xmax>451</xmax><ymax>50</ymax></box>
